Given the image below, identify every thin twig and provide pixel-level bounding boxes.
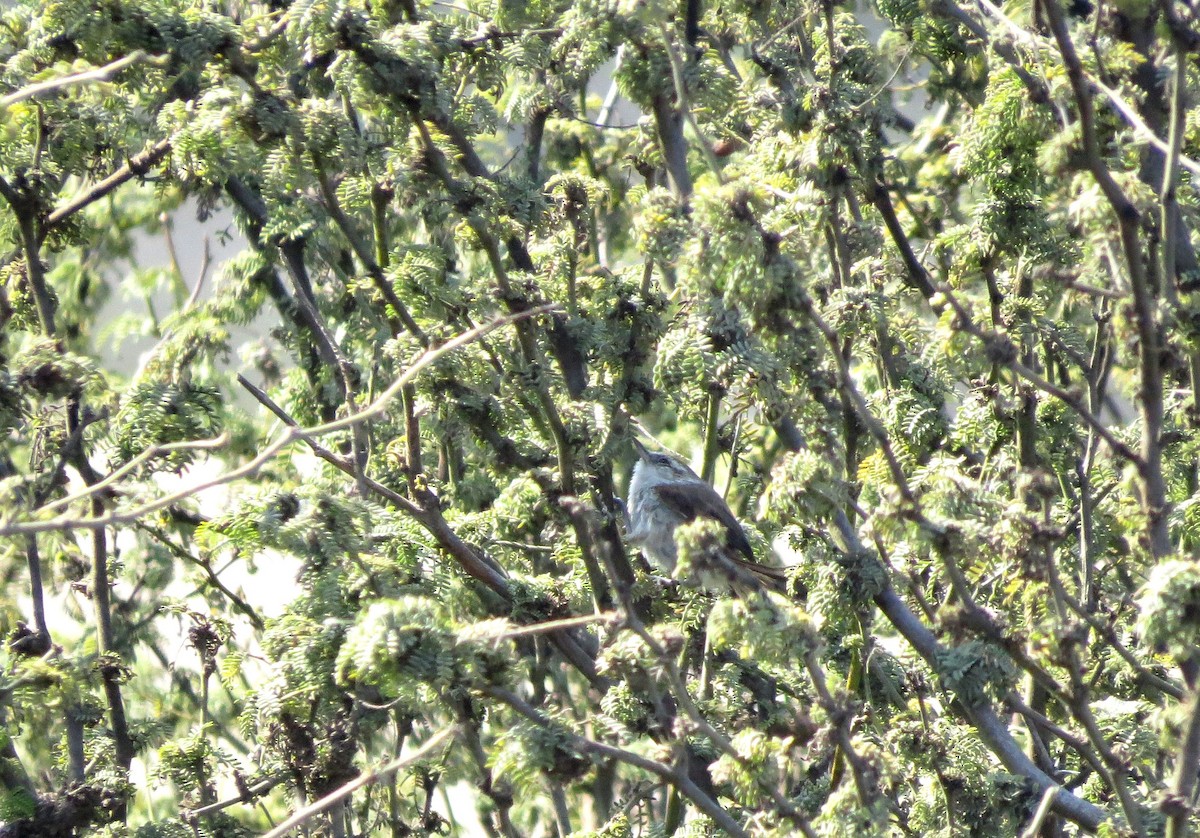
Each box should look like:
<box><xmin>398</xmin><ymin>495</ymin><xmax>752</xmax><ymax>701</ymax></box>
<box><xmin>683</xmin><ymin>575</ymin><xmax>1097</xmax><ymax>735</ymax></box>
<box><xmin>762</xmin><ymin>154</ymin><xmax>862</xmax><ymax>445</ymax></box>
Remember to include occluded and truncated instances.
<box><xmin>1019</xmin><ymin>785</ymin><xmax>1060</xmax><ymax>838</ymax></box>
<box><xmin>136</xmin><ymin>522</ymin><xmax>265</xmax><ymax>631</ymax></box>
<box><xmin>487</xmin><ymin>612</ymin><xmax>615</xmax><ymax>640</ymax></box>
<box><xmin>665</xmin><ymin>645</ymin><xmax>820</xmax><ymax>835</ymax></box>
<box><xmin>37</xmin><ymin>433</ymin><xmax>231</xmax><ymax>515</ymax></box>
<box><xmin>184</xmin><ymin>775</ymin><xmax>285</xmax><ymax>819</ymax></box>
<box><xmin>1159</xmin><ymin>41</ymin><xmax>1188</xmax><ymax>297</ymax></box>
<box><xmin>260</xmin><ymin>727</ymin><xmax>456</xmax><ymax>838</ymax></box>
<box><xmin>244</xmin><ymin>15</ymin><xmax>289</xmax><ymax>52</ymax></box>
<box><xmin>596</xmin><ymin>46</ymin><xmax>626</xmax><ymax>128</ymax></box>
<box><xmin>867</xmin><ymin>171</ymin><xmax>1145</xmax><ymax>468</ymax></box>
<box><xmin>183</xmin><ymin>239</ymin><xmax>212</xmax><ymax>311</ymax></box>
<box><xmin>483</xmin><ymin>686</ymin><xmax>750</xmax><ymax>838</ymax></box>
<box><xmin>90</xmin><ymin>497</ymin><xmax>135</xmax><ymax>776</ymax></box>
<box><xmin>803</xmin><ymin>649</ymin><xmax>878</xmax><ymax>811</ymax></box>
<box><xmin>1</xmin><ymin>52</ymin><xmax>161</xmax><ymax>108</ymax></box>
<box><xmin>1168</xmin><ymin>688</ymin><xmax>1200</xmax><ymax>838</ymax></box>
<box><xmin>1095</xmin><ymin>79</ymin><xmax>1200</xmax><ymax>179</ymax></box>
<box><xmin>235</xmin><ymin>373</ymin><xmax>512</xmax><ymax>596</ymax></box>
<box><xmin>0</xmin><ymin>308</ymin><xmax>558</xmax><ymax>537</ymax></box>
<box><xmin>0</xmin><ymin>176</ymin><xmax>56</xmax><ymax>333</ymax></box>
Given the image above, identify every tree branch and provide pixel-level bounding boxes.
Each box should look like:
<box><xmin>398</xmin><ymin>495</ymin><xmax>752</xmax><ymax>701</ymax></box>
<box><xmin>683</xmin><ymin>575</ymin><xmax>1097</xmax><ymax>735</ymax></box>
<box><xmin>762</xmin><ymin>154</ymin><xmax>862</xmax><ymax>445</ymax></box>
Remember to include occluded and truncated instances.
<box><xmin>36</xmin><ymin>433</ymin><xmax>230</xmax><ymax>516</ymax></box>
<box><xmin>183</xmin><ymin>775</ymin><xmax>285</xmax><ymax>819</ymax></box>
<box><xmin>90</xmin><ymin>503</ymin><xmax>135</xmax><ymax>780</ymax></box>
<box><xmin>1041</xmin><ymin>0</ymin><xmax>1168</xmax><ymax>557</ymax></box>
<box><xmin>0</xmin><ymin>176</ymin><xmax>55</xmax><ymax>333</ymax></box>
<box><xmin>0</xmin><ymin>308</ymin><xmax>559</xmax><ymax>538</ymax></box>
<box><xmin>45</xmin><ymin>139</ymin><xmax>172</xmax><ymax>232</ymax></box>
<box><xmin>0</xmin><ymin>51</ymin><xmax>161</xmax><ymax>109</ymax></box>
<box><xmin>260</xmin><ymin>727</ymin><xmax>456</xmax><ymax>838</ymax></box>
<box><xmin>235</xmin><ymin>370</ymin><xmax>604</xmax><ymax>687</ymax></box>
<box><xmin>826</xmin><ymin>511</ymin><xmax>1109</xmax><ymax>831</ymax></box>
<box><xmin>1166</xmin><ymin>687</ymin><xmax>1200</xmax><ymax>838</ymax></box>
<box><xmin>650</xmin><ymin>91</ymin><xmax>693</xmax><ymax>201</ymax></box>
<box><xmin>311</xmin><ymin>155</ymin><xmax>426</xmax><ymax>343</ymax></box>
<box><xmin>483</xmin><ymin>686</ymin><xmax>750</xmax><ymax>837</ymax></box>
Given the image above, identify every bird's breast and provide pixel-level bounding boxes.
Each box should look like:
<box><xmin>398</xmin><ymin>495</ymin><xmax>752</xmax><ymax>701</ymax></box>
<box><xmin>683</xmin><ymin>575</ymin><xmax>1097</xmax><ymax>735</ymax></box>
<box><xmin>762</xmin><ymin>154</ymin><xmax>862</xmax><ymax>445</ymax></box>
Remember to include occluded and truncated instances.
<box><xmin>627</xmin><ymin>482</ymin><xmax>686</xmax><ymax>573</ymax></box>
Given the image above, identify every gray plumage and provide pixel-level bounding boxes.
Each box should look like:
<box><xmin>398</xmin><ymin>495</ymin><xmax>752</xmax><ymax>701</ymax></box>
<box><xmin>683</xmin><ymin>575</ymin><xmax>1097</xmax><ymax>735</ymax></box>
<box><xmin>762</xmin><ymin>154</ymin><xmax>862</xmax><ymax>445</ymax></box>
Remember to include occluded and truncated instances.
<box><xmin>625</xmin><ymin>439</ymin><xmax>787</xmax><ymax>592</ymax></box>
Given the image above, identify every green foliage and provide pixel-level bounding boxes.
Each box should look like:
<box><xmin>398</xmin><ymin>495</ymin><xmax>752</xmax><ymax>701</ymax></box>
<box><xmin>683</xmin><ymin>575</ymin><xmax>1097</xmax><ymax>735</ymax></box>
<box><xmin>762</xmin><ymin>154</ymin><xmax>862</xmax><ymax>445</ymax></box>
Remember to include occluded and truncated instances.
<box><xmin>936</xmin><ymin>639</ymin><xmax>1017</xmax><ymax>704</ymax></box>
<box><xmin>707</xmin><ymin>595</ymin><xmax>818</xmax><ymax>668</ymax></box>
<box><xmin>12</xmin><ymin>337</ymin><xmax>102</xmax><ymax>401</ymax></box>
<box><xmin>152</xmin><ymin>728</ymin><xmax>217</xmax><ymax>801</ymax></box>
<box><xmin>113</xmin><ymin>382</ymin><xmax>224</xmax><ymax>470</ymax></box>
<box><xmin>1138</xmin><ymin>559</ymin><xmax>1200</xmax><ymax>660</ymax></box>
<box><xmin>336</xmin><ymin>597</ymin><xmax>459</xmax><ymax>700</ymax></box>
<box><xmin>0</xmin><ymin>787</ymin><xmax>37</xmax><ymax>821</ymax></box>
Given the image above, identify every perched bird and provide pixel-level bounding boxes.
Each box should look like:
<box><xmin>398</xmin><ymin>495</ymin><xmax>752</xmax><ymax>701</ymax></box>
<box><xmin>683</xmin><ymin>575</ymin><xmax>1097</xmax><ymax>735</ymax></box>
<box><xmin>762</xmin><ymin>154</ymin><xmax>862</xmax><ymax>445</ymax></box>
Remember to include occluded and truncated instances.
<box><xmin>625</xmin><ymin>438</ymin><xmax>787</xmax><ymax>593</ymax></box>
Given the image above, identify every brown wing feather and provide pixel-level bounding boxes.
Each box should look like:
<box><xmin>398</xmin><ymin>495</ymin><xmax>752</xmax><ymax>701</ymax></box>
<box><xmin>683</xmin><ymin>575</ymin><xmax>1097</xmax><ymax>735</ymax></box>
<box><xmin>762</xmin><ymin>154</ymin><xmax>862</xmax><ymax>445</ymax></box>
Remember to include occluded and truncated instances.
<box><xmin>653</xmin><ymin>482</ymin><xmax>755</xmax><ymax>560</ymax></box>
<box><xmin>732</xmin><ymin>558</ymin><xmax>790</xmax><ymax>594</ymax></box>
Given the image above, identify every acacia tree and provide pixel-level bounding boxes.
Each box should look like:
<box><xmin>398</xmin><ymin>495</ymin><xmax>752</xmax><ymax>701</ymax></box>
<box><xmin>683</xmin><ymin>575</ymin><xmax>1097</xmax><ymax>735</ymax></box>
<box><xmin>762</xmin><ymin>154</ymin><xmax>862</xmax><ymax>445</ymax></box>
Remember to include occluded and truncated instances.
<box><xmin>4</xmin><ymin>0</ymin><xmax>1200</xmax><ymax>834</ymax></box>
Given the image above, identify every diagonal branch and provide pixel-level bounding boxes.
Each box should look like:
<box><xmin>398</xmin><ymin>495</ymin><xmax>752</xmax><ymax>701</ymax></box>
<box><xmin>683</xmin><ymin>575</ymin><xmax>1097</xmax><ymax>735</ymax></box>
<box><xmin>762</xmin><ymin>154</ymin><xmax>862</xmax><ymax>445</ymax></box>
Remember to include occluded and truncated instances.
<box><xmin>1</xmin><ymin>52</ymin><xmax>161</xmax><ymax>109</ymax></box>
<box><xmin>0</xmin><ymin>307</ymin><xmax>559</xmax><ymax>538</ymax></box>
<box><xmin>260</xmin><ymin>727</ymin><xmax>456</xmax><ymax>838</ymax></box>
<box><xmin>856</xmin><ymin>522</ymin><xmax>1109</xmax><ymax>831</ymax></box>
<box><xmin>235</xmin><ymin>372</ymin><xmax>604</xmax><ymax>686</ymax></box>
<box><xmin>483</xmin><ymin>686</ymin><xmax>750</xmax><ymax>837</ymax></box>
<box><xmin>45</xmin><ymin>139</ymin><xmax>173</xmax><ymax>232</ymax></box>
<box><xmin>312</xmin><ymin>154</ymin><xmax>426</xmax><ymax>343</ymax></box>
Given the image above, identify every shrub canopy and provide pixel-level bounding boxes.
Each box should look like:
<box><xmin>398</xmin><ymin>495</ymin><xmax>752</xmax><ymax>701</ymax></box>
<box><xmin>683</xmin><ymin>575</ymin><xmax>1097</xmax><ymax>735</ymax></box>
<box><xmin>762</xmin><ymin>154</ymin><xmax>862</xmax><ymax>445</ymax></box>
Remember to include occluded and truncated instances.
<box><xmin>1</xmin><ymin>0</ymin><xmax>1199</xmax><ymax>834</ymax></box>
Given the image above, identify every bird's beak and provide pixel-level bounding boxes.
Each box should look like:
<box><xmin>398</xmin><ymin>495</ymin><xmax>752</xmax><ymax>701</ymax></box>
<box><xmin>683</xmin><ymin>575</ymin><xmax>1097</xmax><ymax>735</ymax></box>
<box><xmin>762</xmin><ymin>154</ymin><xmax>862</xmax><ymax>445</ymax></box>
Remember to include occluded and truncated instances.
<box><xmin>632</xmin><ymin>438</ymin><xmax>653</xmax><ymax>461</ymax></box>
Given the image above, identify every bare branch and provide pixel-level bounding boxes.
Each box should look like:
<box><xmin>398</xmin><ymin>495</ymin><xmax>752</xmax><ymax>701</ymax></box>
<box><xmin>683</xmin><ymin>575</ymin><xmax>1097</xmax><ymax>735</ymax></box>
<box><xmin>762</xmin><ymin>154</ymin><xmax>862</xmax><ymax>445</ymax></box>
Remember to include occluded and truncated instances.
<box><xmin>1019</xmin><ymin>786</ymin><xmax>1060</xmax><ymax>838</ymax></box>
<box><xmin>37</xmin><ymin>433</ymin><xmax>230</xmax><ymax>516</ymax></box>
<box><xmin>1167</xmin><ymin>689</ymin><xmax>1200</xmax><ymax>838</ymax></box>
<box><xmin>183</xmin><ymin>775</ymin><xmax>285</xmax><ymax>819</ymax></box>
<box><xmin>485</xmin><ymin>612</ymin><xmax>617</xmax><ymax>640</ymax></box>
<box><xmin>45</xmin><ymin>139</ymin><xmax>173</xmax><ymax>231</ymax></box>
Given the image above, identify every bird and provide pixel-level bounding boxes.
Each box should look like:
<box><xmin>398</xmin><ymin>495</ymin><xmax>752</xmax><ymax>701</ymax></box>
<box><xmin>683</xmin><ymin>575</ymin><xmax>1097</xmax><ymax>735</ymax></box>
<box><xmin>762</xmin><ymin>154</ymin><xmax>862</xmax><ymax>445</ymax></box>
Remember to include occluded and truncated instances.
<box><xmin>624</xmin><ymin>438</ymin><xmax>788</xmax><ymax>593</ymax></box>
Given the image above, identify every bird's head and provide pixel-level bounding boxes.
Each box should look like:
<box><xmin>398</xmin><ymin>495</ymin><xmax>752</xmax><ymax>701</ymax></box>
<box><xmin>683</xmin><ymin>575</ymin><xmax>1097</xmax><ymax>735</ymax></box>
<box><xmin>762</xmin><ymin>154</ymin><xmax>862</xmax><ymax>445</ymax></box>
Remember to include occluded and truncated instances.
<box><xmin>632</xmin><ymin>438</ymin><xmax>700</xmax><ymax>484</ymax></box>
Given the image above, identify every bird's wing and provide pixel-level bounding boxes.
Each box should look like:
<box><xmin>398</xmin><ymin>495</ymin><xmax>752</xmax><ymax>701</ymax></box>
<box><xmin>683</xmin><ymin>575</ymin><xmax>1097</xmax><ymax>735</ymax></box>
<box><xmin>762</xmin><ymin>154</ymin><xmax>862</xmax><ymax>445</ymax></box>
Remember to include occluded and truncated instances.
<box><xmin>653</xmin><ymin>481</ymin><xmax>756</xmax><ymax>560</ymax></box>
<box><xmin>730</xmin><ymin>556</ymin><xmax>790</xmax><ymax>594</ymax></box>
